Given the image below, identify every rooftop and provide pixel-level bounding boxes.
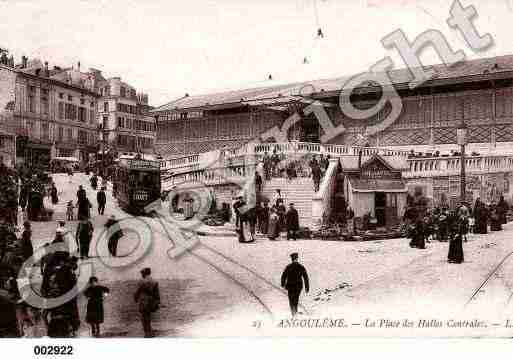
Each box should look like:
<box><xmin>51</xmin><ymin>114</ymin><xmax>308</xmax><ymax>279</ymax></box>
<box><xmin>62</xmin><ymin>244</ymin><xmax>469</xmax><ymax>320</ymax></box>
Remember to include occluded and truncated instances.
<box><xmin>152</xmin><ymin>54</ymin><xmax>513</xmax><ymax>113</ymax></box>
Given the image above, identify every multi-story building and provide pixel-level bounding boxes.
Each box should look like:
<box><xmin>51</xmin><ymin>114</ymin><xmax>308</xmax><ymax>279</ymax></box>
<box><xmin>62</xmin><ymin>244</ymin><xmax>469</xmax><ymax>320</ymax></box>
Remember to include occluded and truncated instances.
<box><xmin>92</xmin><ymin>74</ymin><xmax>155</xmax><ymax>155</ymax></box>
<box><xmin>0</xmin><ymin>56</ymin><xmax>99</xmax><ymax>168</ymax></box>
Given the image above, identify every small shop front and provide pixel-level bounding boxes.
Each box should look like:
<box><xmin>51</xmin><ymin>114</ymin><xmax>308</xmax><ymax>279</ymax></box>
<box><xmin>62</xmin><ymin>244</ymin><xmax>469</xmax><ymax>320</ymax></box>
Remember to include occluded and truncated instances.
<box><xmin>343</xmin><ymin>154</ymin><xmax>408</xmax><ymax>228</ymax></box>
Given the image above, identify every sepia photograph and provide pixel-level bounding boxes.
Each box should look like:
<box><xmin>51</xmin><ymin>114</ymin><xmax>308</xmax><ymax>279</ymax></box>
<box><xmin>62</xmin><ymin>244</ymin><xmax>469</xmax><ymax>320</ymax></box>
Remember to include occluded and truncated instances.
<box><xmin>2</xmin><ymin>0</ymin><xmax>513</xmax><ymax>355</ymax></box>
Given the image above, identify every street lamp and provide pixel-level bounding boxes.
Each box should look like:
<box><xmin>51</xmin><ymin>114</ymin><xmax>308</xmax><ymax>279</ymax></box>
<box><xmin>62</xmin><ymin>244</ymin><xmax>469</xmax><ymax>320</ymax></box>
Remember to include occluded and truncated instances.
<box><xmin>456</xmin><ymin>120</ymin><xmax>468</xmax><ymax>204</ymax></box>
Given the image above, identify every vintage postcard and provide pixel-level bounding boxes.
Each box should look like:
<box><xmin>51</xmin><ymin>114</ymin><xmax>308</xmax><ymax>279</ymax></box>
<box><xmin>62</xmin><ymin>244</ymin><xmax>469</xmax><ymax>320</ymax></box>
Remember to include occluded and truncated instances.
<box><xmin>1</xmin><ymin>0</ymin><xmax>513</xmax><ymax>355</ymax></box>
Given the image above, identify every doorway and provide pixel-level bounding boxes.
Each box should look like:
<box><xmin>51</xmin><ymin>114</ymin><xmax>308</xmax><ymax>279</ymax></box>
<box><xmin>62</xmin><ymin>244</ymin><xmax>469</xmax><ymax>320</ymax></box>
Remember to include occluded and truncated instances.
<box><xmin>375</xmin><ymin>192</ymin><xmax>386</xmax><ymax>227</ymax></box>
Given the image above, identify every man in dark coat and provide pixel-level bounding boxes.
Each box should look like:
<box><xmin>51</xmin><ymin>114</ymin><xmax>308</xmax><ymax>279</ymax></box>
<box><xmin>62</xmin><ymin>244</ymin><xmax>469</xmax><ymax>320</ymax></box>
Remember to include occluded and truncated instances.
<box><xmin>255</xmin><ymin>172</ymin><xmax>263</xmax><ymax>193</ymax></box>
<box><xmin>311</xmin><ymin>162</ymin><xmax>322</xmax><ymax>192</ymax></box>
<box><xmin>97</xmin><ymin>187</ymin><xmax>107</xmax><ymax>215</ymax></box>
<box><xmin>105</xmin><ymin>215</ymin><xmax>123</xmax><ymax>257</ymax></box>
<box><xmin>77</xmin><ymin>196</ymin><xmax>91</xmax><ymax>220</ymax></box>
<box><xmin>77</xmin><ymin>185</ymin><xmax>86</xmax><ymax>204</ymax></box>
<box><xmin>50</xmin><ymin>183</ymin><xmax>59</xmax><ymax>205</ymax></box>
<box><xmin>76</xmin><ymin>219</ymin><xmax>94</xmax><ymax>259</ymax></box>
<box><xmin>20</xmin><ymin>221</ymin><xmax>33</xmax><ymax>261</ymax></box>
<box><xmin>497</xmin><ymin>195</ymin><xmax>509</xmax><ymax>225</ymax></box>
<box><xmin>134</xmin><ymin>267</ymin><xmax>160</xmax><ymax>338</ymax></box>
<box><xmin>233</xmin><ymin>196</ymin><xmax>246</xmax><ymax>242</ymax></box>
<box><xmin>285</xmin><ymin>203</ymin><xmax>299</xmax><ymax>241</ymax></box>
<box><xmin>281</xmin><ymin>252</ymin><xmax>309</xmax><ymax>317</ymax></box>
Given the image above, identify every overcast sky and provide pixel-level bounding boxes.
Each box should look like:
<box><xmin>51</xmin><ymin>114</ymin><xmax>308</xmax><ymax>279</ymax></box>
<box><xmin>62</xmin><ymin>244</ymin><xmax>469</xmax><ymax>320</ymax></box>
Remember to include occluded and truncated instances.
<box><xmin>0</xmin><ymin>0</ymin><xmax>512</xmax><ymax>106</ymax></box>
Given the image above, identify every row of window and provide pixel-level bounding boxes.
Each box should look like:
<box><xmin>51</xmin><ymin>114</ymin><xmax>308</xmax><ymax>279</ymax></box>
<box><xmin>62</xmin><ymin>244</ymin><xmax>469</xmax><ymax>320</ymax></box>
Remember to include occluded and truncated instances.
<box><xmin>117</xmin><ymin>102</ymin><xmax>138</xmax><ymax>114</ymax></box>
<box><xmin>117</xmin><ymin>135</ymin><xmax>153</xmax><ymax>149</ymax></box>
<box><xmin>58</xmin><ymin>102</ymin><xmax>96</xmax><ymax>125</ymax></box>
<box><xmin>164</xmin><ymin>111</ymin><xmax>203</xmax><ymax>121</ymax></box>
<box><xmin>58</xmin><ymin>92</ymin><xmax>95</xmax><ymax>108</ymax></box>
<box><xmin>117</xmin><ymin>117</ymin><xmax>156</xmax><ymax>131</ymax></box>
<box><xmin>26</xmin><ymin>121</ymin><xmax>97</xmax><ymax>146</ymax></box>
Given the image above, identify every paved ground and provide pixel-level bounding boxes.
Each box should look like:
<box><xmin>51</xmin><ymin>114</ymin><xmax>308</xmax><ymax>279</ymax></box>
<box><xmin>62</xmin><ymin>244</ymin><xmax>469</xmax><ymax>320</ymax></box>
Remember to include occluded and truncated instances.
<box><xmin>25</xmin><ymin>172</ymin><xmax>513</xmax><ymax>338</ymax></box>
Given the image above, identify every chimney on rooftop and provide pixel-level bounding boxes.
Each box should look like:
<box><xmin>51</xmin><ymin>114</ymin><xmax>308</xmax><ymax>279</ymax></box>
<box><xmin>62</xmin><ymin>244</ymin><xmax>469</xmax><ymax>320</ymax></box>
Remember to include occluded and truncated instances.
<box><xmin>21</xmin><ymin>56</ymin><xmax>27</xmax><ymax>69</ymax></box>
<box><xmin>44</xmin><ymin>61</ymin><xmax>49</xmax><ymax>77</ymax></box>
<box><xmin>78</xmin><ymin>61</ymin><xmax>81</xmax><ymax>71</ymax></box>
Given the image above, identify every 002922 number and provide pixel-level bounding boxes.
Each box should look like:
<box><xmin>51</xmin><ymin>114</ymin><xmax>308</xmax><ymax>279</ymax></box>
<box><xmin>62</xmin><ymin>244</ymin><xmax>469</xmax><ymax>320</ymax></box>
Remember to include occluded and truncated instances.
<box><xmin>33</xmin><ymin>345</ymin><xmax>73</xmax><ymax>355</ymax></box>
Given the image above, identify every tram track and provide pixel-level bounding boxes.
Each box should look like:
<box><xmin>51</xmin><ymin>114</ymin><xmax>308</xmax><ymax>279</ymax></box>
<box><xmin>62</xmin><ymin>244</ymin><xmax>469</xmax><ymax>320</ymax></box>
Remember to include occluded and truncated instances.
<box><xmin>464</xmin><ymin>250</ymin><xmax>513</xmax><ymax>308</ymax></box>
<box><xmin>145</xmin><ymin>216</ymin><xmax>307</xmax><ymax>321</ymax></box>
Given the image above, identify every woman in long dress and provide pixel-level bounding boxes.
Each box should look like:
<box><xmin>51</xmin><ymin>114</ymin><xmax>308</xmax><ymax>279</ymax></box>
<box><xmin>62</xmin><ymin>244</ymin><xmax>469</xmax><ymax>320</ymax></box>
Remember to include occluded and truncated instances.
<box><xmin>268</xmin><ymin>208</ymin><xmax>280</xmax><ymax>240</ymax></box>
<box><xmin>448</xmin><ymin>216</ymin><xmax>465</xmax><ymax>264</ymax></box>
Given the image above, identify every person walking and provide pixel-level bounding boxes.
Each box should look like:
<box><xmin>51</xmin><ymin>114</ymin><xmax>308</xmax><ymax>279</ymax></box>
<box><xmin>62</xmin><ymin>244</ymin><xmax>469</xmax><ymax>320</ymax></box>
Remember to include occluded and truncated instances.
<box><xmin>285</xmin><ymin>203</ymin><xmax>299</xmax><ymax>241</ymax></box>
<box><xmin>76</xmin><ymin>218</ymin><xmax>94</xmax><ymax>259</ymax></box>
<box><xmin>311</xmin><ymin>162</ymin><xmax>322</xmax><ymax>192</ymax></box>
<box><xmin>19</xmin><ymin>221</ymin><xmax>33</xmax><ymax>261</ymax></box>
<box><xmin>84</xmin><ymin>276</ymin><xmax>110</xmax><ymax>337</ymax></box>
<box><xmin>50</xmin><ymin>183</ymin><xmax>59</xmax><ymax>205</ymax></box>
<box><xmin>268</xmin><ymin>208</ymin><xmax>280</xmax><ymax>240</ymax></box>
<box><xmin>255</xmin><ymin>171</ymin><xmax>263</xmax><ymax>193</ymax></box>
<box><xmin>134</xmin><ymin>268</ymin><xmax>160</xmax><ymax>338</ymax></box>
<box><xmin>258</xmin><ymin>201</ymin><xmax>270</xmax><ymax>235</ymax></box>
<box><xmin>281</xmin><ymin>253</ymin><xmax>309</xmax><ymax>316</ymax></box>
<box><xmin>105</xmin><ymin>215</ymin><xmax>123</xmax><ymax>257</ymax></box>
<box><xmin>97</xmin><ymin>187</ymin><xmax>107</xmax><ymax>215</ymax></box>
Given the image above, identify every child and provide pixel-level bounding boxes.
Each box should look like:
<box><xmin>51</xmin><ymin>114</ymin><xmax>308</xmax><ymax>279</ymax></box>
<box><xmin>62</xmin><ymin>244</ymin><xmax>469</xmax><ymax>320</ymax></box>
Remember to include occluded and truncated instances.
<box><xmin>66</xmin><ymin>201</ymin><xmax>74</xmax><ymax>221</ymax></box>
<box><xmin>84</xmin><ymin>276</ymin><xmax>110</xmax><ymax>337</ymax></box>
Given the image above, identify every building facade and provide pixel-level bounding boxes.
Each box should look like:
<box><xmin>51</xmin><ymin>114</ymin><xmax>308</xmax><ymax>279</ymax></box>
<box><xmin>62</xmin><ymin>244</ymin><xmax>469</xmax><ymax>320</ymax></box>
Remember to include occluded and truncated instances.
<box><xmin>153</xmin><ymin>55</ymin><xmax>513</xmax><ymax>158</ymax></box>
<box><xmin>94</xmin><ymin>76</ymin><xmax>155</xmax><ymax>155</ymax></box>
<box><xmin>0</xmin><ymin>57</ymin><xmax>99</xmax><ymax>168</ymax></box>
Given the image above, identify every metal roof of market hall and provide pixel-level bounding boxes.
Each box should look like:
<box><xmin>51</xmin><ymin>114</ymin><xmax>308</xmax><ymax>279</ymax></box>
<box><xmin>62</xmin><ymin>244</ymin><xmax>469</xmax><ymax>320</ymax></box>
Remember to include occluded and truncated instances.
<box><xmin>152</xmin><ymin>54</ymin><xmax>513</xmax><ymax>113</ymax></box>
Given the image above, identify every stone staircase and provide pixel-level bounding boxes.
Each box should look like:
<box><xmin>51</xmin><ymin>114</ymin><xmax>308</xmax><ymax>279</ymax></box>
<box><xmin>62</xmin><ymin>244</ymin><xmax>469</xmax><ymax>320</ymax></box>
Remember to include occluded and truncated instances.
<box><xmin>261</xmin><ymin>177</ymin><xmax>316</xmax><ymax>228</ymax></box>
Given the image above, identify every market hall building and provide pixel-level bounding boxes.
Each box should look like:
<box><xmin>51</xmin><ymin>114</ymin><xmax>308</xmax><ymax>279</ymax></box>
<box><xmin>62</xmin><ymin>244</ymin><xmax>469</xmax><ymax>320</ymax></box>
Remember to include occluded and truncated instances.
<box><xmin>153</xmin><ymin>55</ymin><xmax>513</xmax><ymax>224</ymax></box>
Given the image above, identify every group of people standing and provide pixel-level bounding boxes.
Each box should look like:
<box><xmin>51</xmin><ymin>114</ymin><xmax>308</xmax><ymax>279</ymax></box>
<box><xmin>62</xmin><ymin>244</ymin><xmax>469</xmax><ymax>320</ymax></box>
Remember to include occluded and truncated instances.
<box><xmin>232</xmin><ymin>188</ymin><xmax>300</xmax><ymax>243</ymax></box>
<box><xmin>403</xmin><ymin>188</ymin><xmax>511</xmax><ymax>264</ymax></box>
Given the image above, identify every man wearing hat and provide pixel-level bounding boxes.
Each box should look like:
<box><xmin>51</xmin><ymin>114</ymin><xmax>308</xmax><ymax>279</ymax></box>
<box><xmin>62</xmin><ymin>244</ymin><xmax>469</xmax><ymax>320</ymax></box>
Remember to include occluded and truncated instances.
<box><xmin>20</xmin><ymin>221</ymin><xmax>33</xmax><ymax>261</ymax></box>
<box><xmin>97</xmin><ymin>186</ymin><xmax>107</xmax><ymax>215</ymax></box>
<box><xmin>285</xmin><ymin>203</ymin><xmax>299</xmax><ymax>241</ymax></box>
<box><xmin>134</xmin><ymin>267</ymin><xmax>160</xmax><ymax>338</ymax></box>
<box><xmin>281</xmin><ymin>252</ymin><xmax>309</xmax><ymax>316</ymax></box>
<box><xmin>232</xmin><ymin>195</ymin><xmax>246</xmax><ymax>242</ymax></box>
<box><xmin>105</xmin><ymin>215</ymin><xmax>123</xmax><ymax>257</ymax></box>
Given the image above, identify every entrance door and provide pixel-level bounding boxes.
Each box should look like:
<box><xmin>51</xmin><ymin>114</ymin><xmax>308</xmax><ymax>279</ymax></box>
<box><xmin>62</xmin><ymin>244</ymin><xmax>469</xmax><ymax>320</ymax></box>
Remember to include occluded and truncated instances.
<box><xmin>375</xmin><ymin>192</ymin><xmax>387</xmax><ymax>227</ymax></box>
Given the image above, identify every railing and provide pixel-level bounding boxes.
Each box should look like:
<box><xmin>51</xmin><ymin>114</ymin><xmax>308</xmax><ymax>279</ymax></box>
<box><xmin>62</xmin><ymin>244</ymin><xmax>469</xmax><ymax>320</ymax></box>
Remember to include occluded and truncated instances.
<box><xmin>311</xmin><ymin>158</ymin><xmax>340</xmax><ymax>230</ymax></box>
<box><xmin>162</xmin><ymin>141</ymin><xmax>411</xmax><ymax>171</ymax></box>
<box><xmin>404</xmin><ymin>154</ymin><xmax>513</xmax><ymax>178</ymax></box>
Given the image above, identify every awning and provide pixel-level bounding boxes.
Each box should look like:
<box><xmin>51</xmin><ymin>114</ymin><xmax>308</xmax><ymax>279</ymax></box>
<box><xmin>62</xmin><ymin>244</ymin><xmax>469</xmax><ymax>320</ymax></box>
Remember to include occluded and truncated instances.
<box><xmin>347</xmin><ymin>176</ymin><xmax>408</xmax><ymax>193</ymax></box>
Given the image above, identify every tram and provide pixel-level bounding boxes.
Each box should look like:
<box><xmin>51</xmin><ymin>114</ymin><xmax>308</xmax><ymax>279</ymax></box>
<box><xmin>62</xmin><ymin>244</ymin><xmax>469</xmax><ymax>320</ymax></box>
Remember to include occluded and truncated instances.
<box><xmin>113</xmin><ymin>157</ymin><xmax>161</xmax><ymax>215</ymax></box>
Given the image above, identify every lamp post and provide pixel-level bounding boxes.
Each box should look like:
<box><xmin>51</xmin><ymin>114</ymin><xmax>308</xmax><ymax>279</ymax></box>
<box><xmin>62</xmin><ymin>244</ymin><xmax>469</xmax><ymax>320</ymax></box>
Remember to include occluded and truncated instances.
<box><xmin>456</xmin><ymin>120</ymin><xmax>468</xmax><ymax>204</ymax></box>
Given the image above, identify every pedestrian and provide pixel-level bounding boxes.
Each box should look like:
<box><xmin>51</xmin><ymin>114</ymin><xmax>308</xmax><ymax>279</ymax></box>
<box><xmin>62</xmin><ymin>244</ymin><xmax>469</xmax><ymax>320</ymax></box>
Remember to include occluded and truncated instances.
<box><xmin>90</xmin><ymin>174</ymin><xmax>98</xmax><ymax>191</ymax></box>
<box><xmin>134</xmin><ymin>268</ymin><xmax>160</xmax><ymax>338</ymax></box>
<box><xmin>19</xmin><ymin>221</ymin><xmax>33</xmax><ymax>261</ymax></box>
<box><xmin>233</xmin><ymin>195</ymin><xmax>246</xmax><ymax>241</ymax></box>
<box><xmin>66</xmin><ymin>201</ymin><xmax>74</xmax><ymax>221</ymax></box>
<box><xmin>311</xmin><ymin>161</ymin><xmax>322</xmax><ymax>192</ymax></box>
<box><xmin>272</xmin><ymin>189</ymin><xmax>283</xmax><ymax>207</ymax></box>
<box><xmin>255</xmin><ymin>171</ymin><xmax>263</xmax><ymax>193</ymax></box>
<box><xmin>448</xmin><ymin>215</ymin><xmax>465</xmax><ymax>264</ymax></box>
<box><xmin>285</xmin><ymin>203</ymin><xmax>299</xmax><ymax>241</ymax></box>
<box><xmin>97</xmin><ymin>187</ymin><xmax>106</xmax><ymax>215</ymax></box>
<box><xmin>105</xmin><ymin>215</ymin><xmax>123</xmax><ymax>257</ymax></box>
<box><xmin>498</xmin><ymin>195</ymin><xmax>509</xmax><ymax>225</ymax></box>
<box><xmin>276</xmin><ymin>199</ymin><xmax>287</xmax><ymax>233</ymax></box>
<box><xmin>84</xmin><ymin>276</ymin><xmax>110</xmax><ymax>337</ymax></box>
<box><xmin>77</xmin><ymin>196</ymin><xmax>92</xmax><ymax>220</ymax></box>
<box><xmin>77</xmin><ymin>185</ymin><xmax>86</xmax><ymax>204</ymax></box>
<box><xmin>281</xmin><ymin>252</ymin><xmax>309</xmax><ymax>317</ymax></box>
<box><xmin>76</xmin><ymin>218</ymin><xmax>94</xmax><ymax>259</ymax></box>
<box><xmin>473</xmin><ymin>198</ymin><xmax>488</xmax><ymax>234</ymax></box>
<box><xmin>268</xmin><ymin>207</ymin><xmax>280</xmax><ymax>240</ymax></box>
<box><xmin>258</xmin><ymin>201</ymin><xmax>270</xmax><ymax>235</ymax></box>
<box><xmin>50</xmin><ymin>183</ymin><xmax>59</xmax><ymax>205</ymax></box>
